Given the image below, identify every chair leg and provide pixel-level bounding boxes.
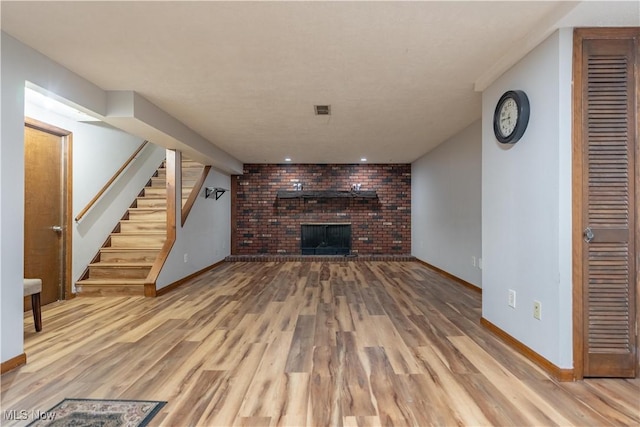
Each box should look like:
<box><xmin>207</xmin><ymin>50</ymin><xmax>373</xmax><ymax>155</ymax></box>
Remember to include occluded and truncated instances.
<box><xmin>31</xmin><ymin>293</ymin><xmax>42</xmax><ymax>332</ymax></box>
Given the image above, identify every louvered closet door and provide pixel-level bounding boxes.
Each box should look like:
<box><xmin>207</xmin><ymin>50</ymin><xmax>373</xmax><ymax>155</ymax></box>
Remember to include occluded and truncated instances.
<box><xmin>581</xmin><ymin>36</ymin><xmax>637</xmax><ymax>377</ymax></box>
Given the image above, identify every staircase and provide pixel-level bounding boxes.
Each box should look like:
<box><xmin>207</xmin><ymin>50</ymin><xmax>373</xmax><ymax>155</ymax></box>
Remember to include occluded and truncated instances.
<box><xmin>75</xmin><ymin>158</ymin><xmax>204</xmax><ymax>296</ymax></box>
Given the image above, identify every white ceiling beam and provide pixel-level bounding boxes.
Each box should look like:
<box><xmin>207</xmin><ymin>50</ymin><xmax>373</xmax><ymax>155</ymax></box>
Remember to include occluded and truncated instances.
<box><xmin>104</xmin><ymin>91</ymin><xmax>244</xmax><ymax>174</ymax></box>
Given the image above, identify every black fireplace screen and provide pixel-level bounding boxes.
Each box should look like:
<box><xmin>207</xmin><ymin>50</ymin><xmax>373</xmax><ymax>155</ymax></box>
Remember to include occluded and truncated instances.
<box><xmin>301</xmin><ymin>224</ymin><xmax>351</xmax><ymax>255</ymax></box>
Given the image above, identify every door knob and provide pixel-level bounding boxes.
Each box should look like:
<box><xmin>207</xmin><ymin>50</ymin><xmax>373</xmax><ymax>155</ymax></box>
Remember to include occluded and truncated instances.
<box><xmin>51</xmin><ymin>225</ymin><xmax>63</xmax><ymax>233</ymax></box>
<box><xmin>583</xmin><ymin>227</ymin><xmax>594</xmax><ymax>243</ymax></box>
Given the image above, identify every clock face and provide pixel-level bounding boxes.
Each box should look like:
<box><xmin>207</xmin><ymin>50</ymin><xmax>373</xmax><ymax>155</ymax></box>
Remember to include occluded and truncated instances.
<box><xmin>493</xmin><ymin>90</ymin><xmax>530</xmax><ymax>144</ymax></box>
<box><xmin>498</xmin><ymin>97</ymin><xmax>519</xmax><ymax>137</ymax></box>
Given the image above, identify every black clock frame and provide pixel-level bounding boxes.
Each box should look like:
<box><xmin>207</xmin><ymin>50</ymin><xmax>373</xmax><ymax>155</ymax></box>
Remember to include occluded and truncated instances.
<box><xmin>493</xmin><ymin>90</ymin><xmax>530</xmax><ymax>144</ymax></box>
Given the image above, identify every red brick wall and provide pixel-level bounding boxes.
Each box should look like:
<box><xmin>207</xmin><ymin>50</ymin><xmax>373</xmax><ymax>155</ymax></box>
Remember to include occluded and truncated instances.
<box><xmin>232</xmin><ymin>164</ymin><xmax>411</xmax><ymax>255</ymax></box>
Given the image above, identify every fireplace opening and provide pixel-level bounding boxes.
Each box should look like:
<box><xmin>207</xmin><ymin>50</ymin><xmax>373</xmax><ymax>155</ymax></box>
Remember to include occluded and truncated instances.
<box><xmin>301</xmin><ymin>223</ymin><xmax>351</xmax><ymax>255</ymax></box>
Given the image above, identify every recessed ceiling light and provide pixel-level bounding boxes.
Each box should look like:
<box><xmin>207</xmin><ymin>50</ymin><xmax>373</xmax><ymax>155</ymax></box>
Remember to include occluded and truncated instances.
<box><xmin>285</xmin><ymin>157</ymin><xmax>292</xmax><ymax>162</ymax></box>
<box><xmin>360</xmin><ymin>158</ymin><xmax>367</xmax><ymax>162</ymax></box>
<box><xmin>314</xmin><ymin>105</ymin><xmax>331</xmax><ymax>115</ymax></box>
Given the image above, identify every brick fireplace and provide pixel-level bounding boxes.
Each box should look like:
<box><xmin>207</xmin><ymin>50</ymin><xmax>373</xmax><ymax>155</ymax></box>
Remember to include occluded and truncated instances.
<box><xmin>231</xmin><ymin>164</ymin><xmax>410</xmax><ymax>255</ymax></box>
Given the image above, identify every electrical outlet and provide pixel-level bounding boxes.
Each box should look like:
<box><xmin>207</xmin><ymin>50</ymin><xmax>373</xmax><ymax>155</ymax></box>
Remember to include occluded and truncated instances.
<box><xmin>472</xmin><ymin>256</ymin><xmax>476</xmax><ymax>267</ymax></box>
<box><xmin>184</xmin><ymin>253</ymin><xmax>188</xmax><ymax>263</ymax></box>
<box><xmin>508</xmin><ymin>290</ymin><xmax>516</xmax><ymax>308</ymax></box>
<box><xmin>533</xmin><ymin>301</ymin><xmax>542</xmax><ymax>320</ymax></box>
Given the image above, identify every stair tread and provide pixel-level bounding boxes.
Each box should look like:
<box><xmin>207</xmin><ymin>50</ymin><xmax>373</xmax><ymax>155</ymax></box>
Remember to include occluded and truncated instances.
<box><xmin>112</xmin><ymin>231</ymin><xmax>166</xmax><ymax>235</ymax></box>
<box><xmin>76</xmin><ymin>278</ymin><xmax>147</xmax><ymax>285</ymax></box>
<box><xmin>90</xmin><ymin>262</ymin><xmax>154</xmax><ymax>267</ymax></box>
<box><xmin>137</xmin><ymin>196</ymin><xmax>189</xmax><ymax>199</ymax></box>
<box><xmin>128</xmin><ymin>207</ymin><xmax>167</xmax><ymax>210</ymax></box>
<box><xmin>120</xmin><ymin>219</ymin><xmax>166</xmax><ymax>222</ymax></box>
<box><xmin>100</xmin><ymin>247</ymin><xmax>161</xmax><ymax>252</ymax></box>
<box><xmin>152</xmin><ymin>177</ymin><xmax>197</xmax><ymax>181</ymax></box>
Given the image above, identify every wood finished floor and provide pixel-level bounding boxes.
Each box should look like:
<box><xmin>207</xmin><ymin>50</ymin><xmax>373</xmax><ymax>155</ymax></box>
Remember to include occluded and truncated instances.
<box><xmin>2</xmin><ymin>261</ymin><xmax>639</xmax><ymax>426</ymax></box>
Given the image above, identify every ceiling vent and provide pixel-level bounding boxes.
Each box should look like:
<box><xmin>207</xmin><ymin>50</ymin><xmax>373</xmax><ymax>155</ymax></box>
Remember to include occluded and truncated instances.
<box><xmin>314</xmin><ymin>105</ymin><xmax>331</xmax><ymax>115</ymax></box>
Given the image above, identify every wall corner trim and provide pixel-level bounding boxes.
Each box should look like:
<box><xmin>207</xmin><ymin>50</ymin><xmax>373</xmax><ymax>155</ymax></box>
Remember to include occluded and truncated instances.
<box><xmin>1</xmin><ymin>353</ymin><xmax>27</xmax><ymax>374</ymax></box>
<box><xmin>414</xmin><ymin>258</ymin><xmax>481</xmax><ymax>294</ymax></box>
<box><xmin>481</xmin><ymin>317</ymin><xmax>575</xmax><ymax>382</ymax></box>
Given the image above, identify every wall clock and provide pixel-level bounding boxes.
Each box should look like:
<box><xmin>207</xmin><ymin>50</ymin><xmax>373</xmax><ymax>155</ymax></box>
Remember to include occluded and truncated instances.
<box><xmin>493</xmin><ymin>90</ymin><xmax>530</xmax><ymax>144</ymax></box>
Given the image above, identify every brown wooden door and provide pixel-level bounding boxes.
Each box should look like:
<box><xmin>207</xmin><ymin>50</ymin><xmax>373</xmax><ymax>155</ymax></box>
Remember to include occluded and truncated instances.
<box><xmin>24</xmin><ymin>122</ymin><xmax>67</xmax><ymax>307</ymax></box>
<box><xmin>578</xmin><ymin>31</ymin><xmax>638</xmax><ymax>377</ymax></box>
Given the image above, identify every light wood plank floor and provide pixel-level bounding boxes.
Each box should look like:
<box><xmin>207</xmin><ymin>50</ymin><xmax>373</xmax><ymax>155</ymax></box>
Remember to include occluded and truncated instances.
<box><xmin>2</xmin><ymin>261</ymin><xmax>639</xmax><ymax>426</ymax></box>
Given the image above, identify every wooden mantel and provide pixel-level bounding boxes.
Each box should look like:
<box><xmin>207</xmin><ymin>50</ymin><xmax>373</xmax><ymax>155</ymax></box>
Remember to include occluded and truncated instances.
<box><xmin>276</xmin><ymin>190</ymin><xmax>378</xmax><ymax>199</ymax></box>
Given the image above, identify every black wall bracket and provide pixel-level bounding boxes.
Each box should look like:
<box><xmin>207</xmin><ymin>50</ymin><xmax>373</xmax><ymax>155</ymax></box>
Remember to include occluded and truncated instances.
<box><xmin>205</xmin><ymin>187</ymin><xmax>228</xmax><ymax>200</ymax></box>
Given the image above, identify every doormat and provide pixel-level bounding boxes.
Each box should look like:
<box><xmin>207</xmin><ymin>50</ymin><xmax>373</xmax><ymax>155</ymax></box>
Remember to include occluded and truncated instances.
<box><xmin>26</xmin><ymin>398</ymin><xmax>166</xmax><ymax>427</ymax></box>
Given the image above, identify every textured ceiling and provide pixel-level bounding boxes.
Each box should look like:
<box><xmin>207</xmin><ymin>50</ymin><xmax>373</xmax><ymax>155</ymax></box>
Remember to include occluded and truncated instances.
<box><xmin>3</xmin><ymin>1</ymin><xmax>570</xmax><ymax>163</ymax></box>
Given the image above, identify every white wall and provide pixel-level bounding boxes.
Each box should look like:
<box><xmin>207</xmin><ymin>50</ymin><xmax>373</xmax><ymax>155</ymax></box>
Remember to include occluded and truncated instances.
<box><xmin>157</xmin><ymin>165</ymin><xmax>231</xmax><ymax>288</ymax></box>
<box><xmin>482</xmin><ymin>29</ymin><xmax>573</xmax><ymax>368</ymax></box>
<box><xmin>1</xmin><ymin>35</ymin><xmax>29</xmax><ymax>364</ymax></box>
<box><xmin>24</xmin><ymin>104</ymin><xmax>166</xmax><ymax>284</ymax></box>
<box><xmin>412</xmin><ymin>120</ymin><xmax>482</xmax><ymax>287</ymax></box>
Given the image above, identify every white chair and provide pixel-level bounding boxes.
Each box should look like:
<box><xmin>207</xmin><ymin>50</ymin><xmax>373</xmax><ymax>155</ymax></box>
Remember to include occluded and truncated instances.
<box><xmin>24</xmin><ymin>278</ymin><xmax>42</xmax><ymax>332</ymax></box>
